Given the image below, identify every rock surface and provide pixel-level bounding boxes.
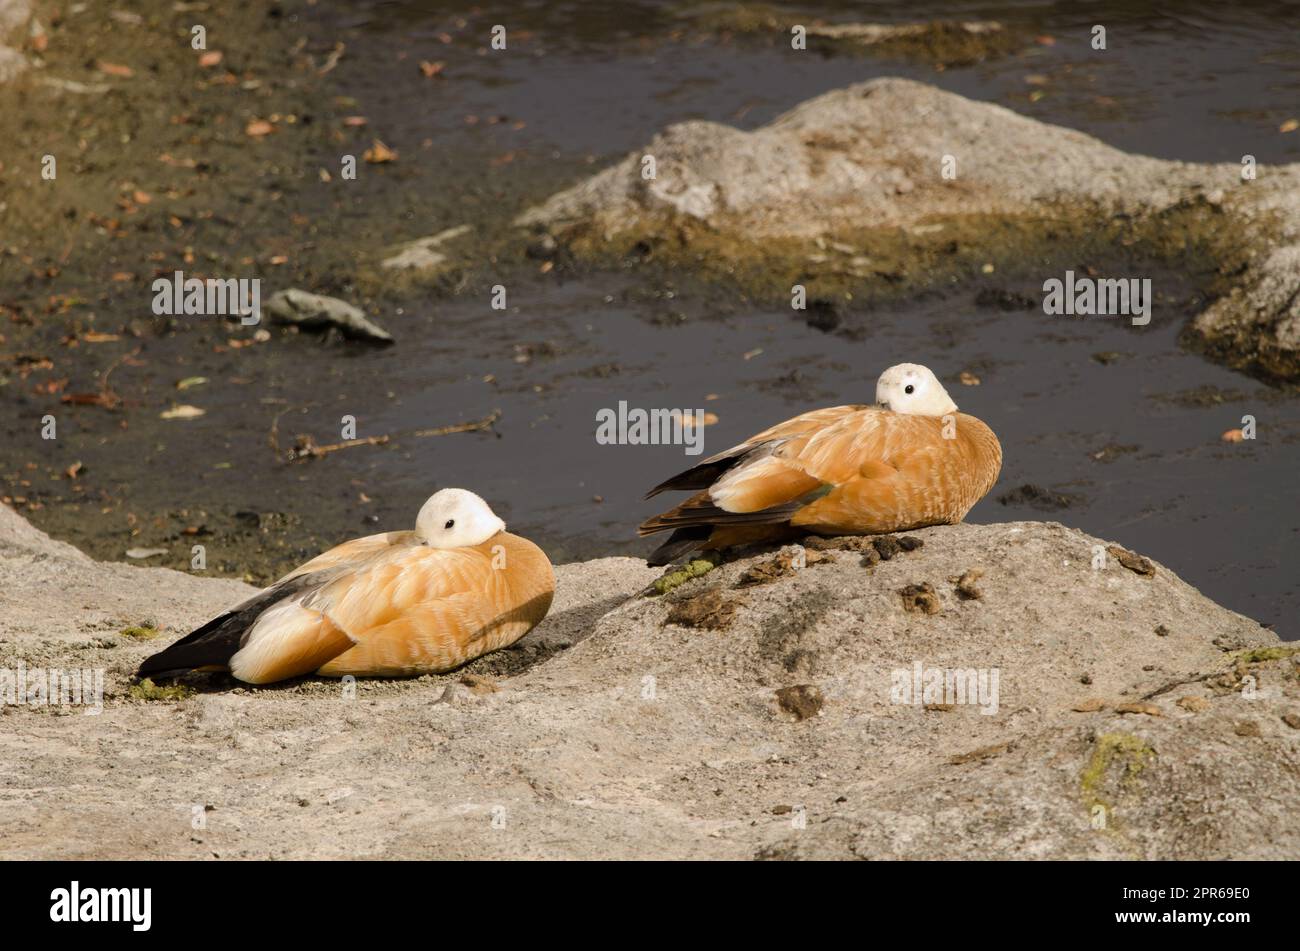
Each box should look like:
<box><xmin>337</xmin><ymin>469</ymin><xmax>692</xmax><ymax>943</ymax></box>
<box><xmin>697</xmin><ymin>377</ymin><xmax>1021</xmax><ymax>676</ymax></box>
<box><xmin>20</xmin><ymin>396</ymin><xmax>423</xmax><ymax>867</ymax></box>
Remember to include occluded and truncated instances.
<box><xmin>381</xmin><ymin>224</ymin><xmax>472</xmax><ymax>272</ymax></box>
<box><xmin>264</xmin><ymin>288</ymin><xmax>394</xmax><ymax>344</ymax></box>
<box><xmin>1</xmin><ymin>503</ymin><xmax>1294</xmax><ymax>860</ymax></box>
<box><xmin>517</xmin><ymin>78</ymin><xmax>1300</xmax><ymax>382</ymax></box>
<box><xmin>0</xmin><ymin>0</ymin><xmax>32</xmax><ymax>83</ymax></box>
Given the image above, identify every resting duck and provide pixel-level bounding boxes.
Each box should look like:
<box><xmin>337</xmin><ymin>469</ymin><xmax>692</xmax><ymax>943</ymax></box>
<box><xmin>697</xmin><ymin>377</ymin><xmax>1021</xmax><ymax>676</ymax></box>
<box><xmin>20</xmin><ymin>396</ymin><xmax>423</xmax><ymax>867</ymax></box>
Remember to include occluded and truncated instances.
<box><xmin>639</xmin><ymin>363</ymin><xmax>1002</xmax><ymax>565</ymax></box>
<box><xmin>138</xmin><ymin>489</ymin><xmax>555</xmax><ymax>683</ymax></box>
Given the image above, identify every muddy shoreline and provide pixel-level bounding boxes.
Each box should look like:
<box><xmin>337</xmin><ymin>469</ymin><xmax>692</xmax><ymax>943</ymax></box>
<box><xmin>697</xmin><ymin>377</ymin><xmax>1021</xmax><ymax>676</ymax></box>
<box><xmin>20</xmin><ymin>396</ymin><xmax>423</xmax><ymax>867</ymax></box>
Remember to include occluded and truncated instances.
<box><xmin>2</xmin><ymin>0</ymin><xmax>582</xmax><ymax>580</ymax></box>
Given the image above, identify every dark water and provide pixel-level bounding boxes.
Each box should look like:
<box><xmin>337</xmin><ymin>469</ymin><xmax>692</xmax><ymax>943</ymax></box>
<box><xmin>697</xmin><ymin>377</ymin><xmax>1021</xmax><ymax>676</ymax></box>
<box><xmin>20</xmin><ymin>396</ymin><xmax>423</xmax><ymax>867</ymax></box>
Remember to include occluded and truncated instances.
<box><xmin>334</xmin><ymin>0</ymin><xmax>1300</xmax><ymax>163</ymax></box>
<box><xmin>74</xmin><ymin>259</ymin><xmax>1297</xmax><ymax>637</ymax></box>
<box><xmin>6</xmin><ymin>1</ymin><xmax>1299</xmax><ymax>635</ymax></box>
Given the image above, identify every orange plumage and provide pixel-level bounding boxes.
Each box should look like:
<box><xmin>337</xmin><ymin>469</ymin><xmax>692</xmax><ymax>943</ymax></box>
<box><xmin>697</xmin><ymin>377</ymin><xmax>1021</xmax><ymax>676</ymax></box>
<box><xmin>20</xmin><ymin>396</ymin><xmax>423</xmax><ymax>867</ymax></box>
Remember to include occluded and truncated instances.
<box><xmin>640</xmin><ymin>365</ymin><xmax>1003</xmax><ymax>564</ymax></box>
<box><xmin>138</xmin><ymin>490</ymin><xmax>555</xmax><ymax>684</ymax></box>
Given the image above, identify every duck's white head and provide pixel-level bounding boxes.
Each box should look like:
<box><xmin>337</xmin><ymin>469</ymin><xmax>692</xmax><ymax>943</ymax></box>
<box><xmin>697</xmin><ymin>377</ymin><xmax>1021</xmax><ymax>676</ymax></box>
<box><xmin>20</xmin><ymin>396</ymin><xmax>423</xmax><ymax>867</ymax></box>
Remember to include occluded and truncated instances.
<box><xmin>414</xmin><ymin>489</ymin><xmax>505</xmax><ymax>548</ymax></box>
<box><xmin>875</xmin><ymin>363</ymin><xmax>958</xmax><ymax>417</ymax></box>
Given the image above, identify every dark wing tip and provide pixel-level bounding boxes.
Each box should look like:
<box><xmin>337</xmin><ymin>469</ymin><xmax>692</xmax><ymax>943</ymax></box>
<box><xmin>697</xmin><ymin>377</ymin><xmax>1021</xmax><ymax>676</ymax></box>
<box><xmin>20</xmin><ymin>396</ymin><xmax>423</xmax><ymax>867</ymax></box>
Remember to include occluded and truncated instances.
<box><xmin>136</xmin><ymin>635</ymin><xmax>233</xmax><ymax>679</ymax></box>
<box><xmin>642</xmin><ymin>441</ymin><xmax>777</xmax><ymax>501</ymax></box>
<box><xmin>646</xmin><ymin>527</ymin><xmax>711</xmax><ymax>566</ymax></box>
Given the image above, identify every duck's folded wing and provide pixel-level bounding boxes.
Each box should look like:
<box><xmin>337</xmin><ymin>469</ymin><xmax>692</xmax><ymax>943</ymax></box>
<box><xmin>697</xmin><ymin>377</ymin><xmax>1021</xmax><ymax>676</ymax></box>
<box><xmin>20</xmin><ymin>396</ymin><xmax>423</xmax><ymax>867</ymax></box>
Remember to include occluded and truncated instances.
<box><xmin>314</xmin><ymin>590</ymin><xmax>507</xmax><ymax>677</ymax></box>
<box><xmin>138</xmin><ymin>532</ymin><xmax>419</xmax><ymax>682</ymax></box>
<box><xmin>705</xmin><ymin>411</ymin><xmax>963</xmax><ymax>532</ymax></box>
<box><xmin>702</xmin><ymin>409</ymin><xmax>908</xmax><ymax>508</ymax></box>
<box><xmin>772</xmin><ymin>409</ymin><xmax>937</xmax><ymax>482</ymax></box>
<box><xmin>223</xmin><ymin>592</ymin><xmax>358</xmax><ymax>684</ymax></box>
<box><xmin>643</xmin><ymin>404</ymin><xmax>866</xmax><ymax>499</ymax></box>
<box><xmin>220</xmin><ymin>546</ymin><xmax>489</xmax><ymax>682</ymax></box>
<box><xmin>136</xmin><ymin>566</ymin><xmax>351</xmax><ymax>682</ymax></box>
<box><xmin>282</xmin><ymin>530</ymin><xmax>415</xmax><ymax>579</ymax></box>
<box><xmin>776</xmin><ymin>414</ymin><xmax>975</xmax><ymax>531</ymax></box>
<box><xmin>307</xmin><ymin>546</ymin><xmax>509</xmax><ymax>677</ymax></box>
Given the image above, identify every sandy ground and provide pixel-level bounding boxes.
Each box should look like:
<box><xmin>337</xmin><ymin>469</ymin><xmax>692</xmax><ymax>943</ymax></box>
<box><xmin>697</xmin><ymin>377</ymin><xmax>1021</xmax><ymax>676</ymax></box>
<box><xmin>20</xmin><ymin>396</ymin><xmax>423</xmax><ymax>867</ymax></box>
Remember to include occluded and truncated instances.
<box><xmin>1</xmin><ymin>502</ymin><xmax>1296</xmax><ymax>860</ymax></box>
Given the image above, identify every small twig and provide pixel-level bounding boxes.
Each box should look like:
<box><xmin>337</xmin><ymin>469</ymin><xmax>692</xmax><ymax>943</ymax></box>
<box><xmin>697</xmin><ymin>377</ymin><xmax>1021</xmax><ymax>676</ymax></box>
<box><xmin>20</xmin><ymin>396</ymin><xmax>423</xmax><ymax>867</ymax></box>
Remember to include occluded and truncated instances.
<box><xmin>412</xmin><ymin>409</ymin><xmax>501</xmax><ymax>438</ymax></box>
<box><xmin>58</xmin><ymin>225</ymin><xmax>81</xmax><ymax>264</ymax></box>
<box><xmin>268</xmin><ymin>402</ymin><xmax>308</xmax><ymax>457</ymax></box>
<box><xmin>284</xmin><ymin>409</ymin><xmax>500</xmax><ymax>463</ymax></box>
<box><xmin>317</xmin><ymin>42</ymin><xmax>345</xmax><ymax>74</ymax></box>
<box><xmin>1140</xmin><ymin>671</ymin><xmax>1215</xmax><ymax>701</ymax></box>
<box><xmin>290</xmin><ymin>433</ymin><xmax>389</xmax><ymax>460</ymax></box>
<box><xmin>99</xmin><ymin>346</ymin><xmax>139</xmax><ymax>395</ymax></box>
<box><xmin>61</xmin><ymin>345</ymin><xmax>140</xmax><ymax>410</ymax></box>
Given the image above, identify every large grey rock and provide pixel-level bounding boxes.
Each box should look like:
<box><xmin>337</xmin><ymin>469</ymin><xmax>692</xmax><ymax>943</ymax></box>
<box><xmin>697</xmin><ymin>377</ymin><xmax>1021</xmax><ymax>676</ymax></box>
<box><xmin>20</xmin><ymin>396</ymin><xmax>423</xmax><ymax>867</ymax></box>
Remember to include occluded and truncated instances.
<box><xmin>0</xmin><ymin>503</ymin><xmax>250</xmax><ymax>652</ymax></box>
<box><xmin>517</xmin><ymin>78</ymin><xmax>1300</xmax><ymax>382</ymax></box>
<box><xmin>0</xmin><ymin>503</ymin><xmax>1293</xmax><ymax>859</ymax></box>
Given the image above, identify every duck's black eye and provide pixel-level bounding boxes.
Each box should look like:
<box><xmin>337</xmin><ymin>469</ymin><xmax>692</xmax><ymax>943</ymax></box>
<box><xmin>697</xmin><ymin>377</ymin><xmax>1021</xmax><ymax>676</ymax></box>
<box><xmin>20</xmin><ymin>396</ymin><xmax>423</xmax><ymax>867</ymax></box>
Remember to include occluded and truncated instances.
<box><xmin>444</xmin><ymin>519</ymin><xmax>455</xmax><ymax>530</ymax></box>
<box><xmin>904</xmin><ymin>384</ymin><xmax>914</xmax><ymax>394</ymax></box>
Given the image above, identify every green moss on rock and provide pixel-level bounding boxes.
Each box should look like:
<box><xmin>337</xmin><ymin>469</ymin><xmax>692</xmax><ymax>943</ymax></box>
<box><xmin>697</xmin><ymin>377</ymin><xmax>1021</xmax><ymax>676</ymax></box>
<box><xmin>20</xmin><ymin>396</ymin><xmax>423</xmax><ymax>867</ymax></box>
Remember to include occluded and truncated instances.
<box><xmin>119</xmin><ymin>625</ymin><xmax>161</xmax><ymax>640</ymax></box>
<box><xmin>1230</xmin><ymin>645</ymin><xmax>1300</xmax><ymax>664</ymax></box>
<box><xmin>1080</xmin><ymin>731</ymin><xmax>1156</xmax><ymax>821</ymax></box>
<box><xmin>652</xmin><ymin>555</ymin><xmax>721</xmax><ymax>595</ymax></box>
<box><xmin>128</xmin><ymin>678</ymin><xmax>194</xmax><ymax>702</ymax></box>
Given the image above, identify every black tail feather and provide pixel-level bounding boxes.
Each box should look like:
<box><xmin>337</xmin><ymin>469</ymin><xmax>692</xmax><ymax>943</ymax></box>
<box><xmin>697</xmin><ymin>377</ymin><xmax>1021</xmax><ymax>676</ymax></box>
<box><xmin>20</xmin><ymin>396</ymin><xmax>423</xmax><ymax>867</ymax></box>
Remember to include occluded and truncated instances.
<box><xmin>136</xmin><ymin>607</ymin><xmax>254</xmax><ymax>679</ymax></box>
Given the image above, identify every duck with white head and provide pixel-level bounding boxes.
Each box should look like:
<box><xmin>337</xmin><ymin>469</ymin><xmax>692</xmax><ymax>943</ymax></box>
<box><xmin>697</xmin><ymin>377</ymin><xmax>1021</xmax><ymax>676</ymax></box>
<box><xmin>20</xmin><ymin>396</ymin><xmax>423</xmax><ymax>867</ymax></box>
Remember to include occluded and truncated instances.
<box><xmin>641</xmin><ymin>362</ymin><xmax>1002</xmax><ymax>564</ymax></box>
<box><xmin>139</xmin><ymin>488</ymin><xmax>555</xmax><ymax>684</ymax></box>
<box><xmin>415</xmin><ymin>488</ymin><xmax>507</xmax><ymax>548</ymax></box>
<box><xmin>874</xmin><ymin>363</ymin><xmax>960</xmax><ymax>416</ymax></box>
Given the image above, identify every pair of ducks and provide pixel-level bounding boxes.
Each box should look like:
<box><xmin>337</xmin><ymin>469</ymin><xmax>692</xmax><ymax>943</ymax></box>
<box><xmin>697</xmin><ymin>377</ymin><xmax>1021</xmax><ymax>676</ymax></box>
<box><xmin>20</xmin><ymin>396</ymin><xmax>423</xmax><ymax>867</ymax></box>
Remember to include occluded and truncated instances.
<box><xmin>139</xmin><ymin>364</ymin><xmax>1002</xmax><ymax>685</ymax></box>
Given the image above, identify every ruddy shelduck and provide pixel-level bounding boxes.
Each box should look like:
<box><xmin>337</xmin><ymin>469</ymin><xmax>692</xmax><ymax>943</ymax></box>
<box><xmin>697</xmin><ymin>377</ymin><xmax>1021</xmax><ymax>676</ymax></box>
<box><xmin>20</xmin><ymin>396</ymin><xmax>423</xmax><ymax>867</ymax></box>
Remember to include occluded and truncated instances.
<box><xmin>640</xmin><ymin>363</ymin><xmax>1002</xmax><ymax>564</ymax></box>
<box><xmin>138</xmin><ymin>489</ymin><xmax>555</xmax><ymax>684</ymax></box>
